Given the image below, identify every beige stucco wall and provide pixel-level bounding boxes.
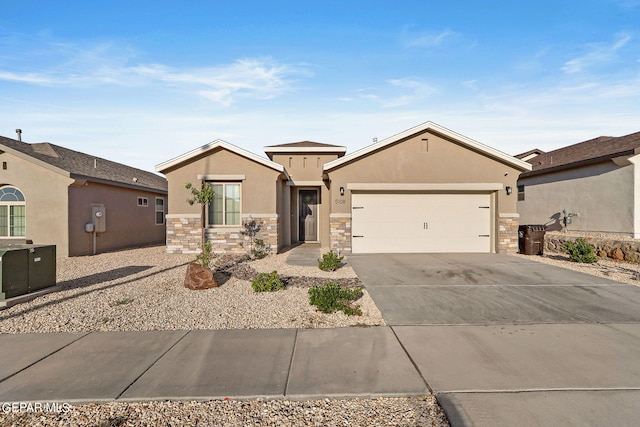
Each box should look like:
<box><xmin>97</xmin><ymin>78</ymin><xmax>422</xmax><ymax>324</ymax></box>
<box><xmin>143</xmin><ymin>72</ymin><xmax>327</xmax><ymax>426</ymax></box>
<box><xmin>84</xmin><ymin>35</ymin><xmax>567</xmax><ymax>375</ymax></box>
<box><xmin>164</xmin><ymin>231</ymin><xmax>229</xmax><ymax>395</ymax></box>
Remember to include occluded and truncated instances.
<box><xmin>0</xmin><ymin>153</ymin><xmax>73</xmax><ymax>256</ymax></box>
<box><xmin>327</xmin><ymin>130</ymin><xmax>521</xmax><ymax>215</ymax></box>
<box><xmin>162</xmin><ymin>147</ymin><xmax>282</xmax><ymax>216</ymax></box>
<box><xmin>271</xmin><ymin>153</ymin><xmax>339</xmax><ymax>182</ymax></box>
<box><xmin>68</xmin><ymin>182</ymin><xmax>166</xmax><ymax>256</ymax></box>
<box><xmin>517</xmin><ymin>160</ymin><xmax>634</xmax><ymax>234</ymax></box>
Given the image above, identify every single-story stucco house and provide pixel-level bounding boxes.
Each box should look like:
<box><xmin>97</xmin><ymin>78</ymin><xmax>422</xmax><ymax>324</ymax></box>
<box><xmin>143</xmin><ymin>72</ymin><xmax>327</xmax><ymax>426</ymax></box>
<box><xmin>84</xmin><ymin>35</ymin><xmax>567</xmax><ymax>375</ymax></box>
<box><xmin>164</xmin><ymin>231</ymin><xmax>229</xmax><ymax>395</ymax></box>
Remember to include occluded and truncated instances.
<box><xmin>517</xmin><ymin>130</ymin><xmax>640</xmax><ymax>238</ymax></box>
<box><xmin>156</xmin><ymin>121</ymin><xmax>531</xmax><ymax>255</ymax></box>
<box><xmin>0</xmin><ymin>133</ymin><xmax>168</xmax><ymax>256</ymax></box>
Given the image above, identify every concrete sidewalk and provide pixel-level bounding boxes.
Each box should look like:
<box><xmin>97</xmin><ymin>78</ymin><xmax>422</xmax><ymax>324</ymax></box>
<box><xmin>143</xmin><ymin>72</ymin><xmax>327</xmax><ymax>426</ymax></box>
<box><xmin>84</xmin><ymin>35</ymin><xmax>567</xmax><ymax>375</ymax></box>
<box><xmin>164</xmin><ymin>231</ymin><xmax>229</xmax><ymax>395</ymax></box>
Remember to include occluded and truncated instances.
<box><xmin>284</xmin><ymin>243</ymin><xmax>322</xmax><ymax>267</ymax></box>
<box><xmin>0</xmin><ymin>327</ymin><xmax>428</xmax><ymax>404</ymax></box>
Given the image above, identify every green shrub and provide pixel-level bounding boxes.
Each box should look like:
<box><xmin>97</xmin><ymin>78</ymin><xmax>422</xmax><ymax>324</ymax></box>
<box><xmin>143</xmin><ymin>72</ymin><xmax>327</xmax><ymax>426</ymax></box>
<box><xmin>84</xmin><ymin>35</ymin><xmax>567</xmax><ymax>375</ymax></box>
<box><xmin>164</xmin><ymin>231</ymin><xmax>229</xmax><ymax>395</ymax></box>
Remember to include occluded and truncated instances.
<box><xmin>252</xmin><ymin>271</ymin><xmax>286</xmax><ymax>292</ymax></box>
<box><xmin>563</xmin><ymin>238</ymin><xmax>598</xmax><ymax>263</ymax></box>
<box><xmin>308</xmin><ymin>282</ymin><xmax>363</xmax><ymax>316</ymax></box>
<box><xmin>318</xmin><ymin>251</ymin><xmax>344</xmax><ymax>271</ymax></box>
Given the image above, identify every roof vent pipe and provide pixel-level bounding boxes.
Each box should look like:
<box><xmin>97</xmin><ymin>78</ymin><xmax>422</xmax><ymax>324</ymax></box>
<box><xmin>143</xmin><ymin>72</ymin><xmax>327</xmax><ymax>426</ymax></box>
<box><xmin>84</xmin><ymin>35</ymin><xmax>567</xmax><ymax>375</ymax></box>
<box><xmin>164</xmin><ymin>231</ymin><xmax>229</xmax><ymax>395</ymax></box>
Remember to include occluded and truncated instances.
<box><xmin>15</xmin><ymin>129</ymin><xmax>22</xmax><ymax>141</ymax></box>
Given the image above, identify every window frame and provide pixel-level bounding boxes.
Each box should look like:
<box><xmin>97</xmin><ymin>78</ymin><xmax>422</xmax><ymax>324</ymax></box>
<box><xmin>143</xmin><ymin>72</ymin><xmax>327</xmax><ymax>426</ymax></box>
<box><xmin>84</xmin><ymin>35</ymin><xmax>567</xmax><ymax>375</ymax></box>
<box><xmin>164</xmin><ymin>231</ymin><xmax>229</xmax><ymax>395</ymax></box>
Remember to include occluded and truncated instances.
<box><xmin>517</xmin><ymin>185</ymin><xmax>525</xmax><ymax>201</ymax></box>
<box><xmin>206</xmin><ymin>182</ymin><xmax>242</xmax><ymax>227</ymax></box>
<box><xmin>155</xmin><ymin>197</ymin><xmax>165</xmax><ymax>225</ymax></box>
<box><xmin>137</xmin><ymin>197</ymin><xmax>149</xmax><ymax>207</ymax></box>
<box><xmin>0</xmin><ymin>186</ymin><xmax>26</xmax><ymax>238</ymax></box>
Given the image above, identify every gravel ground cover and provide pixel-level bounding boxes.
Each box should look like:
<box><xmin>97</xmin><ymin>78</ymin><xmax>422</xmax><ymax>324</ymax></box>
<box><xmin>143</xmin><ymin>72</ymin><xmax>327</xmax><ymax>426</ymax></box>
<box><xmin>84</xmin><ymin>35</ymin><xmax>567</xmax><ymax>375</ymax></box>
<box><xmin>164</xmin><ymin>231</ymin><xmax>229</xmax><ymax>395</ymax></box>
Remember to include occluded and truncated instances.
<box><xmin>0</xmin><ymin>248</ymin><xmax>453</xmax><ymax>427</ymax></box>
<box><xmin>0</xmin><ymin>246</ymin><xmax>384</xmax><ymax>333</ymax></box>
<box><xmin>511</xmin><ymin>251</ymin><xmax>640</xmax><ymax>285</ymax></box>
<box><xmin>0</xmin><ymin>396</ymin><xmax>449</xmax><ymax>427</ymax></box>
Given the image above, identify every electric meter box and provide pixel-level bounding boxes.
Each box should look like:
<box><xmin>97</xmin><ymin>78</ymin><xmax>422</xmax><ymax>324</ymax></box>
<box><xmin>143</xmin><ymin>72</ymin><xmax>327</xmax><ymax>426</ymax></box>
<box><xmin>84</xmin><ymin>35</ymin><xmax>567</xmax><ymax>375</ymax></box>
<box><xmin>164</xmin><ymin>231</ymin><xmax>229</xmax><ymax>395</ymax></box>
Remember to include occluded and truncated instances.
<box><xmin>92</xmin><ymin>206</ymin><xmax>106</xmax><ymax>233</ymax></box>
<box><xmin>0</xmin><ymin>244</ymin><xmax>56</xmax><ymax>300</ymax></box>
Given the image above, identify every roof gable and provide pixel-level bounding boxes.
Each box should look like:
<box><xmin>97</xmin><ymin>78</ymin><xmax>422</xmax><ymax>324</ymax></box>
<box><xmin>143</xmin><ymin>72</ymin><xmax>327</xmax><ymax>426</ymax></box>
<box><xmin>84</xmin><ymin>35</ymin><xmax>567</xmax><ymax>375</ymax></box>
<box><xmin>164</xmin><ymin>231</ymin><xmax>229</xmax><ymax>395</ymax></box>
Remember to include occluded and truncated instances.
<box><xmin>264</xmin><ymin>141</ymin><xmax>347</xmax><ymax>157</ymax></box>
<box><xmin>267</xmin><ymin>141</ymin><xmax>342</xmax><ymax>148</ymax></box>
<box><xmin>520</xmin><ymin>131</ymin><xmax>640</xmax><ymax>178</ymax></box>
<box><xmin>156</xmin><ymin>139</ymin><xmax>287</xmax><ymax>177</ymax></box>
<box><xmin>323</xmin><ymin>121</ymin><xmax>531</xmax><ymax>172</ymax></box>
<box><xmin>0</xmin><ymin>136</ymin><xmax>167</xmax><ymax>193</ymax></box>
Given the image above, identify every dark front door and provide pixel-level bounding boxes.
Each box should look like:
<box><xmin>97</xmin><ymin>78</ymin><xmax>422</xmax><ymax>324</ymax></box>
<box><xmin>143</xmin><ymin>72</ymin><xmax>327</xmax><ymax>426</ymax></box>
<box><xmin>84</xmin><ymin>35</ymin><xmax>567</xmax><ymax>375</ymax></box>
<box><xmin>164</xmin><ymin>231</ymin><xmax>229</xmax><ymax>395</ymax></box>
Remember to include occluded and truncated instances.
<box><xmin>299</xmin><ymin>189</ymin><xmax>318</xmax><ymax>241</ymax></box>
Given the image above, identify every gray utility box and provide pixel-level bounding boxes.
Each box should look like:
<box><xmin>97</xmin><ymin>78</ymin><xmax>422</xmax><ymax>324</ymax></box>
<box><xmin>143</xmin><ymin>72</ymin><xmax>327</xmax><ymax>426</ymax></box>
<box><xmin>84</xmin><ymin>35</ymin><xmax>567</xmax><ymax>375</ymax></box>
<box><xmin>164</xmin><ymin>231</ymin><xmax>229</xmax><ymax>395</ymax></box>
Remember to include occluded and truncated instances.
<box><xmin>0</xmin><ymin>245</ymin><xmax>56</xmax><ymax>300</ymax></box>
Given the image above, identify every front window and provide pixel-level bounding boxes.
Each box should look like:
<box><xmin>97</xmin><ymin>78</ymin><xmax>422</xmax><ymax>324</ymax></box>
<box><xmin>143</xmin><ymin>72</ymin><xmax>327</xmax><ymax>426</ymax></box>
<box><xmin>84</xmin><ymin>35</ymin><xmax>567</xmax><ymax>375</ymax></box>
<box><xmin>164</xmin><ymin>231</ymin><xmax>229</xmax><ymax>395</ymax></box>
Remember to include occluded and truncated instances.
<box><xmin>0</xmin><ymin>187</ymin><xmax>26</xmax><ymax>237</ymax></box>
<box><xmin>155</xmin><ymin>197</ymin><xmax>165</xmax><ymax>225</ymax></box>
<box><xmin>207</xmin><ymin>183</ymin><xmax>241</xmax><ymax>226</ymax></box>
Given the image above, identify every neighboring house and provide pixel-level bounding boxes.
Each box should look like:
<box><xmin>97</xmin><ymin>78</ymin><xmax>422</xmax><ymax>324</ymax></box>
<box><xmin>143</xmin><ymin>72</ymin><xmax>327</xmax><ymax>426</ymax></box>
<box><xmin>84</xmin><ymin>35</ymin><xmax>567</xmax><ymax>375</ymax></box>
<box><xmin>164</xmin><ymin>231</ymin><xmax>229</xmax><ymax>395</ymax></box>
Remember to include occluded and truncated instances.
<box><xmin>156</xmin><ymin>121</ymin><xmax>531</xmax><ymax>255</ymax></box>
<box><xmin>517</xmin><ymin>130</ymin><xmax>640</xmax><ymax>238</ymax></box>
<box><xmin>0</xmin><ymin>134</ymin><xmax>168</xmax><ymax>256</ymax></box>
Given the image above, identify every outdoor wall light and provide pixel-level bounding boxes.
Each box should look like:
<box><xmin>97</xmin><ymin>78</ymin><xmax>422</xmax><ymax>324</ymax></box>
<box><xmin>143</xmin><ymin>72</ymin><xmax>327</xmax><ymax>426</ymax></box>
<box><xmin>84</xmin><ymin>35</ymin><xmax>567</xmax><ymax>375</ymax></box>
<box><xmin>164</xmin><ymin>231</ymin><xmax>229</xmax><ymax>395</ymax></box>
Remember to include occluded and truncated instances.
<box><xmin>506</xmin><ymin>186</ymin><xmax>512</xmax><ymax>195</ymax></box>
<box><xmin>340</xmin><ymin>186</ymin><xmax>345</xmax><ymax>196</ymax></box>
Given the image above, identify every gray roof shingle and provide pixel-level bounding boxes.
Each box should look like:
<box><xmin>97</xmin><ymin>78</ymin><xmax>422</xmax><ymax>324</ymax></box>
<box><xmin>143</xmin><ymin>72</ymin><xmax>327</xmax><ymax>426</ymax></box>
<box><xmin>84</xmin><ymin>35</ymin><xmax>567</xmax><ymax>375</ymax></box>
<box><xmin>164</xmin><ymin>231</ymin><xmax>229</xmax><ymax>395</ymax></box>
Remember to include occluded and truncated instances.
<box><xmin>520</xmin><ymin>131</ymin><xmax>640</xmax><ymax>178</ymax></box>
<box><xmin>0</xmin><ymin>136</ymin><xmax>167</xmax><ymax>193</ymax></box>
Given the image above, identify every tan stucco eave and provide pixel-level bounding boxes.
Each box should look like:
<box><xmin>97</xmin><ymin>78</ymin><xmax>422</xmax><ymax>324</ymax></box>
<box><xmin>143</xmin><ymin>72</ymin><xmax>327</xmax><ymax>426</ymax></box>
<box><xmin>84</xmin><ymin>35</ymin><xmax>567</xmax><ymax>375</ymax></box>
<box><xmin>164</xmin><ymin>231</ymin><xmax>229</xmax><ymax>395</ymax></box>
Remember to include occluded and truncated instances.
<box><xmin>323</xmin><ymin>121</ymin><xmax>532</xmax><ymax>172</ymax></box>
<box><xmin>71</xmin><ymin>174</ymin><xmax>168</xmax><ymax>194</ymax></box>
<box><xmin>347</xmin><ymin>183</ymin><xmax>504</xmax><ymax>191</ymax></box>
<box><xmin>286</xmin><ymin>180</ymin><xmax>325</xmax><ymax>186</ymax></box>
<box><xmin>156</xmin><ymin>139</ymin><xmax>287</xmax><ymax>177</ymax></box>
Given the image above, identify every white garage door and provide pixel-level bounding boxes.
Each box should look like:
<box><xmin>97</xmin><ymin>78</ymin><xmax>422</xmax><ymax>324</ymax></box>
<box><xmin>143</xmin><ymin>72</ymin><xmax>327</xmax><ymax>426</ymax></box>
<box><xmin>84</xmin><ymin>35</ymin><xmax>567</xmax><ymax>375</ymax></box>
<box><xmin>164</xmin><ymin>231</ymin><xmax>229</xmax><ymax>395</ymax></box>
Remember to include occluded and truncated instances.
<box><xmin>351</xmin><ymin>193</ymin><xmax>492</xmax><ymax>253</ymax></box>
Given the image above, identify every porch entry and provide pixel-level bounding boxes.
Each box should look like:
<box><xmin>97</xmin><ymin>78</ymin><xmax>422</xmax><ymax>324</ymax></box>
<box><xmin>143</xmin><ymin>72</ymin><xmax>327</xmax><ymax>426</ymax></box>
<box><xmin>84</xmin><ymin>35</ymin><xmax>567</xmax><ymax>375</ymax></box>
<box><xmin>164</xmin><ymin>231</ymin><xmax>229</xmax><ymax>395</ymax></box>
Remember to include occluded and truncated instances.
<box><xmin>298</xmin><ymin>189</ymin><xmax>318</xmax><ymax>242</ymax></box>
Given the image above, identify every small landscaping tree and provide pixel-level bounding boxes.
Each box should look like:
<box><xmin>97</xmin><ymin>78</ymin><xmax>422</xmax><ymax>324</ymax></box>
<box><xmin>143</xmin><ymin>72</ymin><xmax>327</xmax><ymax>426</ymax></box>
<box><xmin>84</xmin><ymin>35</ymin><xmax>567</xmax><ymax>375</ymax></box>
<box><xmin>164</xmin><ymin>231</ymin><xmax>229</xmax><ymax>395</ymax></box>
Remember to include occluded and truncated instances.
<box><xmin>240</xmin><ymin>218</ymin><xmax>271</xmax><ymax>259</ymax></box>
<box><xmin>185</xmin><ymin>182</ymin><xmax>215</xmax><ymax>250</ymax></box>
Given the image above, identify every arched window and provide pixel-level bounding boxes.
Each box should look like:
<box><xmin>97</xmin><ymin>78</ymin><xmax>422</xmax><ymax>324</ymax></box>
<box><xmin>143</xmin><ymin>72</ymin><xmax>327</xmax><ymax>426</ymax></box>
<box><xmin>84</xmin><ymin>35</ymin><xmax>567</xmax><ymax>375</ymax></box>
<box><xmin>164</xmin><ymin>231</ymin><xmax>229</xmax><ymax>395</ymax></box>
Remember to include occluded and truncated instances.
<box><xmin>0</xmin><ymin>187</ymin><xmax>26</xmax><ymax>237</ymax></box>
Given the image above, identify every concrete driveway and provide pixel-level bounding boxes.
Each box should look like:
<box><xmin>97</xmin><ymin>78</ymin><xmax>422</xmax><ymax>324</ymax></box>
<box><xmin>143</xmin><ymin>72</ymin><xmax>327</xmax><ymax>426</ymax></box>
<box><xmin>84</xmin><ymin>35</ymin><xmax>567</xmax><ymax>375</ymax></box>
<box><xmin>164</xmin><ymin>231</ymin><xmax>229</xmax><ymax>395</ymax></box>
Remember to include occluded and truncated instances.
<box><xmin>349</xmin><ymin>253</ymin><xmax>640</xmax><ymax>427</ymax></box>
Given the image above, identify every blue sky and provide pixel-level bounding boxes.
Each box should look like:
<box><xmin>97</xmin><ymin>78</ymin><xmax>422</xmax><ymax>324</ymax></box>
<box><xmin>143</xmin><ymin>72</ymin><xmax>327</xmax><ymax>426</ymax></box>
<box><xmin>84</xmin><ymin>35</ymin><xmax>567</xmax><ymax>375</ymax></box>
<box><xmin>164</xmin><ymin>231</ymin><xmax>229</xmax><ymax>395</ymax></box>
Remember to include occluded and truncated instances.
<box><xmin>1</xmin><ymin>1</ymin><xmax>639</xmax><ymax>173</ymax></box>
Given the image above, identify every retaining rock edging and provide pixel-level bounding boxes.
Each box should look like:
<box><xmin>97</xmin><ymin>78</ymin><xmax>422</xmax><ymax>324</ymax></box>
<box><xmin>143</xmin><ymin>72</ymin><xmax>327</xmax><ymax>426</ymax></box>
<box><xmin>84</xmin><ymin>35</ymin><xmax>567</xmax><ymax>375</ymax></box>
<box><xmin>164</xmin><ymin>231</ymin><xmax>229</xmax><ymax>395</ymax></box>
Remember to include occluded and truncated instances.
<box><xmin>544</xmin><ymin>232</ymin><xmax>640</xmax><ymax>263</ymax></box>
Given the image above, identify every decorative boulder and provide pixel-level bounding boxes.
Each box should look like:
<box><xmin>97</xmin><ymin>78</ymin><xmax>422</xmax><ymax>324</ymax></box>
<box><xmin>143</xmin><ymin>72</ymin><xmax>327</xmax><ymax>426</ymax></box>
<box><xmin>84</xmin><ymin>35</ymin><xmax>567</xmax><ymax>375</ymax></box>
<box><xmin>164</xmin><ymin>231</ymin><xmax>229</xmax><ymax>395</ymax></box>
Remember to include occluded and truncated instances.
<box><xmin>610</xmin><ymin>248</ymin><xmax>625</xmax><ymax>261</ymax></box>
<box><xmin>184</xmin><ymin>263</ymin><xmax>218</xmax><ymax>289</ymax></box>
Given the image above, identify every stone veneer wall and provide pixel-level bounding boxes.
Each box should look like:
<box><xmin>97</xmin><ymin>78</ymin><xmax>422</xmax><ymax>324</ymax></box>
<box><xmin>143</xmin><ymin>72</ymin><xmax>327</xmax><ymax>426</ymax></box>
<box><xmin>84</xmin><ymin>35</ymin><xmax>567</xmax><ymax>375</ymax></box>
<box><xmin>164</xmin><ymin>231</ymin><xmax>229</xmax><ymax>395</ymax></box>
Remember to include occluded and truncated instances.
<box><xmin>166</xmin><ymin>214</ymin><xmax>201</xmax><ymax>254</ymax></box>
<box><xmin>329</xmin><ymin>214</ymin><xmax>352</xmax><ymax>255</ymax></box>
<box><xmin>544</xmin><ymin>232</ymin><xmax>640</xmax><ymax>263</ymax></box>
<box><xmin>207</xmin><ymin>214</ymin><xmax>279</xmax><ymax>255</ymax></box>
<box><xmin>498</xmin><ymin>214</ymin><xmax>520</xmax><ymax>254</ymax></box>
<box><xmin>165</xmin><ymin>213</ymin><xmax>278</xmax><ymax>255</ymax></box>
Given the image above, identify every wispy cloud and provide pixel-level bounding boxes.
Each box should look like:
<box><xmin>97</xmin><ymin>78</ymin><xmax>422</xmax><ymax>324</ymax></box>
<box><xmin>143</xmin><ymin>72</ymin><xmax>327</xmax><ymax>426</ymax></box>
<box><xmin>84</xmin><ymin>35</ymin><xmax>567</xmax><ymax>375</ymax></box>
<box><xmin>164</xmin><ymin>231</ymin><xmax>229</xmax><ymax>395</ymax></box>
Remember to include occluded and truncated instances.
<box><xmin>383</xmin><ymin>78</ymin><xmax>438</xmax><ymax>107</ymax></box>
<box><xmin>349</xmin><ymin>78</ymin><xmax>438</xmax><ymax>108</ymax></box>
<box><xmin>562</xmin><ymin>33</ymin><xmax>632</xmax><ymax>73</ymax></box>
<box><xmin>130</xmin><ymin>59</ymin><xmax>300</xmax><ymax>105</ymax></box>
<box><xmin>402</xmin><ymin>28</ymin><xmax>456</xmax><ymax>48</ymax></box>
<box><xmin>0</xmin><ymin>35</ymin><xmax>306</xmax><ymax>105</ymax></box>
